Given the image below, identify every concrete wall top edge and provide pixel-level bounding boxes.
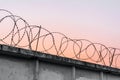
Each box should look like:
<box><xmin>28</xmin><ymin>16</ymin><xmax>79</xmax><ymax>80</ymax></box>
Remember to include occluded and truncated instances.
<box><xmin>0</xmin><ymin>44</ymin><xmax>120</xmax><ymax>75</ymax></box>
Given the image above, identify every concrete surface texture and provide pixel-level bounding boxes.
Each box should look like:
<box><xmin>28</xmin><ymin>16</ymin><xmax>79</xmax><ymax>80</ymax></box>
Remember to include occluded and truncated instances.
<box><xmin>0</xmin><ymin>56</ymin><xmax>34</xmax><ymax>80</ymax></box>
<box><xmin>0</xmin><ymin>44</ymin><xmax>120</xmax><ymax>80</ymax></box>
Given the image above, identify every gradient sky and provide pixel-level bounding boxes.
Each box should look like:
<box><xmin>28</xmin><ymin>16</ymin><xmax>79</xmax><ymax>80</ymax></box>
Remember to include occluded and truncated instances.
<box><xmin>0</xmin><ymin>0</ymin><xmax>120</xmax><ymax>48</ymax></box>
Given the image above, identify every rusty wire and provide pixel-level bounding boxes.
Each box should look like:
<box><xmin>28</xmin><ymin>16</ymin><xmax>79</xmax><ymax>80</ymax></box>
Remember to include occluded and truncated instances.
<box><xmin>0</xmin><ymin>9</ymin><xmax>120</xmax><ymax>68</ymax></box>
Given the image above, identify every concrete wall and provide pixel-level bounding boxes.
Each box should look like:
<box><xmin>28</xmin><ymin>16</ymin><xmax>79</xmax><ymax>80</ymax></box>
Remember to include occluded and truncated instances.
<box><xmin>0</xmin><ymin>56</ymin><xmax>35</xmax><ymax>80</ymax></box>
<box><xmin>0</xmin><ymin>45</ymin><xmax>120</xmax><ymax>80</ymax></box>
<box><xmin>39</xmin><ymin>62</ymin><xmax>72</xmax><ymax>80</ymax></box>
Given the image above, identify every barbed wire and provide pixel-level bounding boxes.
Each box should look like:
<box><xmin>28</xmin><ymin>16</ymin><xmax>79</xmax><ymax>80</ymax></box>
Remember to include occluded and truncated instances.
<box><xmin>0</xmin><ymin>9</ymin><xmax>120</xmax><ymax>68</ymax></box>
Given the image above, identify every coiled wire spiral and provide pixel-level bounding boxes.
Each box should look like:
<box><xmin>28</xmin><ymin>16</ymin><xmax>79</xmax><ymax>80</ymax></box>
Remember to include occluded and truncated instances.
<box><xmin>0</xmin><ymin>9</ymin><xmax>120</xmax><ymax>68</ymax></box>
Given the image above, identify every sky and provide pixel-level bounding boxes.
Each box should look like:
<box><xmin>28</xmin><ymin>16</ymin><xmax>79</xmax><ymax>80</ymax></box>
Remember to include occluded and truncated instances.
<box><xmin>0</xmin><ymin>0</ymin><xmax>120</xmax><ymax>48</ymax></box>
